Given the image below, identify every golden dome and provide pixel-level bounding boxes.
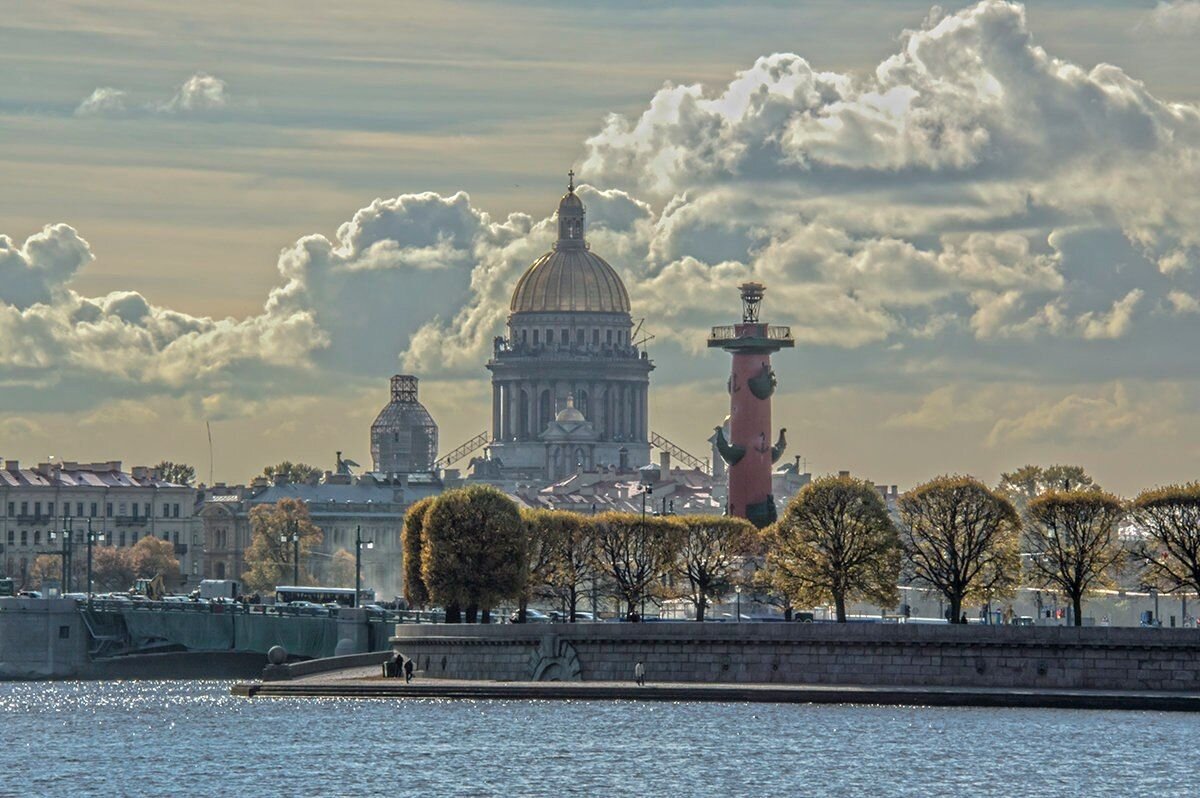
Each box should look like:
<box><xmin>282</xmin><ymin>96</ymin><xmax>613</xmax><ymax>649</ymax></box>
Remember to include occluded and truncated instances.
<box><xmin>510</xmin><ymin>248</ymin><xmax>631</xmax><ymax>314</ymax></box>
<box><xmin>509</xmin><ymin>172</ymin><xmax>631</xmax><ymax>315</ymax></box>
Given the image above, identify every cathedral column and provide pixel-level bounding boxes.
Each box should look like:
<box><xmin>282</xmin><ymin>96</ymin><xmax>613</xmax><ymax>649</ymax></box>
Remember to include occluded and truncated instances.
<box><xmin>506</xmin><ymin>382</ymin><xmax>518</xmax><ymax>440</ymax></box>
<box><xmin>492</xmin><ymin>384</ymin><xmax>502</xmax><ymax>441</ymax></box>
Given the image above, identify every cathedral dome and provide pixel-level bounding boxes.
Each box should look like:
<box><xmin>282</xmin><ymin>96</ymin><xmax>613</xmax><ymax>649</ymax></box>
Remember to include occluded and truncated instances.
<box><xmin>509</xmin><ymin>172</ymin><xmax>631</xmax><ymax>315</ymax></box>
<box><xmin>510</xmin><ymin>249</ymin><xmax>630</xmax><ymax>314</ymax></box>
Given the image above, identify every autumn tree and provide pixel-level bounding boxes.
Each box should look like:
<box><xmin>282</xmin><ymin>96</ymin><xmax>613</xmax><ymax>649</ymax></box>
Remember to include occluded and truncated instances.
<box><xmin>401</xmin><ymin>497</ymin><xmax>434</xmax><ymax>609</ymax></box>
<box><xmin>521</xmin><ymin>509</ymin><xmax>596</xmax><ymax>622</ymax></box>
<box><xmin>998</xmin><ymin>465</ymin><xmax>1100</xmax><ymax>516</ymax></box>
<box><xmin>1131</xmin><ymin>484</ymin><xmax>1200</xmax><ymax>596</ymax></box>
<box><xmin>92</xmin><ymin>547</ymin><xmax>137</xmax><ymax>593</ymax></box>
<box><xmin>328</xmin><ymin>549</ymin><xmax>356</xmax><ymax>588</ymax></box>
<box><xmin>421</xmin><ymin>485</ymin><xmax>526</xmax><ymax>623</ymax></box>
<box><xmin>674</xmin><ymin>515</ymin><xmax>761</xmax><ymax>621</ymax></box>
<box><xmin>130</xmin><ymin>536</ymin><xmax>182</xmax><ymax>588</ymax></box>
<box><xmin>155</xmin><ymin>461</ymin><xmax>196</xmax><ymax>486</ymax></box>
<box><xmin>28</xmin><ymin>555</ymin><xmax>69</xmax><ymax>591</ymax></box>
<box><xmin>242</xmin><ymin>498</ymin><xmax>324</xmax><ymax>592</ymax></box>
<box><xmin>766</xmin><ymin>476</ymin><xmax>900</xmax><ymax>623</ymax></box>
<box><xmin>898</xmin><ymin>476</ymin><xmax>1021</xmax><ymax>624</ymax></box>
<box><xmin>1026</xmin><ymin>491</ymin><xmax>1126</xmax><ymax>626</ymax></box>
<box><xmin>592</xmin><ymin>511</ymin><xmax>683</xmax><ymax>618</ymax></box>
<box><xmin>259</xmin><ymin>461</ymin><xmax>322</xmax><ymax>485</ymax></box>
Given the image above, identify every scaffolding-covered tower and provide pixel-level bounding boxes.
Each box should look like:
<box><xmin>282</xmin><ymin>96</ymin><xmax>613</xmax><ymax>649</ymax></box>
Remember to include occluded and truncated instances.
<box><xmin>371</xmin><ymin>375</ymin><xmax>439</xmax><ymax>474</ymax></box>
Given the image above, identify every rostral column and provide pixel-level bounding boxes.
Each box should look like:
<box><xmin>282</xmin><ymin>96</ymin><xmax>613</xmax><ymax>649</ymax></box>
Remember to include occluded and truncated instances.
<box><xmin>708</xmin><ymin>282</ymin><xmax>793</xmax><ymax>528</ymax></box>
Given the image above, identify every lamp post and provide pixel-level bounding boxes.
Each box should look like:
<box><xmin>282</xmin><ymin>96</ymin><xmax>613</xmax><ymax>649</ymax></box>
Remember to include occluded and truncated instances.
<box><xmin>280</xmin><ymin>519</ymin><xmax>300</xmax><ymax>586</ymax></box>
<box><xmin>85</xmin><ymin>518</ymin><xmax>105</xmax><ymax>610</ymax></box>
<box><xmin>639</xmin><ymin>480</ymin><xmax>653</xmax><ymax>621</ymax></box>
<box><xmin>735</xmin><ymin>583</ymin><xmax>742</xmax><ymax>623</ymax></box>
<box><xmin>49</xmin><ymin>517</ymin><xmax>74</xmax><ymax>595</ymax></box>
<box><xmin>354</xmin><ymin>525</ymin><xmax>374</xmax><ymax>608</ymax></box>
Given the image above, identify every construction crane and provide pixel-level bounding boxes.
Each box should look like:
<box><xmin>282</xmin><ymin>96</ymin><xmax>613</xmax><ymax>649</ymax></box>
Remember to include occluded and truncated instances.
<box><xmin>632</xmin><ymin>318</ymin><xmax>656</xmax><ymax>350</ymax></box>
<box><xmin>434</xmin><ymin>431</ymin><xmax>489</xmax><ymax>470</ymax></box>
<box><xmin>651</xmin><ymin>432</ymin><xmax>710</xmax><ymax>475</ymax></box>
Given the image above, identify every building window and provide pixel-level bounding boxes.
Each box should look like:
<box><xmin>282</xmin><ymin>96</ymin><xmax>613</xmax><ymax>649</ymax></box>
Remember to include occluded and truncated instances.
<box><xmin>546</xmin><ymin>329</ymin><xmax>553</xmax><ymax>344</ymax></box>
<box><xmin>20</xmin><ymin>502</ymin><xmax>28</xmax><ymax>516</ymax></box>
<box><xmin>162</xmin><ymin>504</ymin><xmax>170</xmax><ymax>518</ymax></box>
<box><xmin>173</xmin><ymin>504</ymin><xmax>180</xmax><ymax>518</ymax></box>
<box><xmin>576</xmin><ymin>328</ymin><xmax>584</xmax><ymax>345</ymax></box>
<box><xmin>119</xmin><ymin>532</ymin><xmax>126</xmax><ymax>547</ymax></box>
<box><xmin>106</xmin><ymin>503</ymin><xmax>113</xmax><ymax>517</ymax></box>
<box><xmin>606</xmin><ymin>330</ymin><xmax>613</xmax><ymax>345</ymax></box>
<box><xmin>533</xmin><ymin>329</ymin><xmax>540</xmax><ymax>345</ymax></box>
<box><xmin>33</xmin><ymin>531</ymin><xmax>40</xmax><ymax>545</ymax></box>
<box><xmin>592</xmin><ymin>328</ymin><xmax>599</xmax><ymax>345</ymax></box>
<box><xmin>6</xmin><ymin>531</ymin><xmax>12</xmax><ymax>544</ymax></box>
<box><xmin>20</xmin><ymin>531</ymin><xmax>27</xmax><ymax>546</ymax></box>
<box><xmin>131</xmin><ymin>533</ymin><xmax>138</xmax><ymax>545</ymax></box>
<box><xmin>34</xmin><ymin>502</ymin><xmax>41</xmax><ymax>518</ymax></box>
<box><xmin>59</xmin><ymin>625</ymin><xmax>70</xmax><ymax>640</ymax></box>
<box><xmin>6</xmin><ymin>502</ymin><xmax>12</xmax><ymax>517</ymax></box>
<box><xmin>162</xmin><ymin>533</ymin><xmax>169</xmax><ymax>542</ymax></box>
<box><xmin>47</xmin><ymin>502</ymin><xmax>54</xmax><ymax>518</ymax></box>
<box><xmin>173</xmin><ymin>531</ymin><xmax>179</xmax><ymax>545</ymax></box>
<box><xmin>192</xmin><ymin>533</ymin><xmax>199</xmax><ymax>546</ymax></box>
<box><xmin>561</xmin><ymin>328</ymin><xmax>569</xmax><ymax>345</ymax></box>
<box><xmin>77</xmin><ymin>502</ymin><xmax>84</xmax><ymax>517</ymax></box>
<box><xmin>90</xmin><ymin>503</ymin><xmax>97</xmax><ymax>518</ymax></box>
<box><xmin>144</xmin><ymin>503</ymin><xmax>151</xmax><ymax>518</ymax></box>
<box><xmin>118</xmin><ymin>503</ymin><xmax>126</xmax><ymax>517</ymax></box>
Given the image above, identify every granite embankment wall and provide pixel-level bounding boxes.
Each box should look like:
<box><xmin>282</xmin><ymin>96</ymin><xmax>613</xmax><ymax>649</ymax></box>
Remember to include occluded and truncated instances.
<box><xmin>391</xmin><ymin>622</ymin><xmax>1200</xmax><ymax>691</ymax></box>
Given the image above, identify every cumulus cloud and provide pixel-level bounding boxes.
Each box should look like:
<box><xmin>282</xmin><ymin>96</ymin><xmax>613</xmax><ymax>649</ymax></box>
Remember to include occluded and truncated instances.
<box><xmin>74</xmin><ymin>87</ymin><xmax>128</xmax><ymax>117</ymax></box>
<box><xmin>8</xmin><ymin>1</ymin><xmax>1200</xmax><ymax>435</ymax></box>
<box><xmin>74</xmin><ymin>72</ymin><xmax>231</xmax><ymax>118</ymax></box>
<box><xmin>159</xmin><ymin>72</ymin><xmax>228</xmax><ymax>113</ymax></box>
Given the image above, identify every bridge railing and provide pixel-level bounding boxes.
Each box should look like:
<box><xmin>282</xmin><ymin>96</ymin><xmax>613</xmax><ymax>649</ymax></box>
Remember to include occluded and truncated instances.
<box><xmin>81</xmin><ymin>598</ymin><xmax>446</xmax><ymax>623</ymax></box>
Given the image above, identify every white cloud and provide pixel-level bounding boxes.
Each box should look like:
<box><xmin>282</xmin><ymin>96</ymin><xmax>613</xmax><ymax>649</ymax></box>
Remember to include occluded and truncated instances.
<box><xmin>159</xmin><ymin>72</ymin><xmax>228</xmax><ymax>113</ymax></box>
<box><xmin>74</xmin><ymin>87</ymin><xmax>128</xmax><ymax>117</ymax></box>
<box><xmin>1167</xmin><ymin>290</ymin><xmax>1200</xmax><ymax>314</ymax></box>
<box><xmin>1144</xmin><ymin>1</ymin><xmax>1200</xmax><ymax>34</ymax></box>
<box><xmin>74</xmin><ymin>72</ymin><xmax>231</xmax><ymax>118</ymax></box>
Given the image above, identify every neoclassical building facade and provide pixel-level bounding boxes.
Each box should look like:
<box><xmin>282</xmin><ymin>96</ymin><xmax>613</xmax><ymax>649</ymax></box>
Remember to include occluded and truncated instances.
<box><xmin>486</xmin><ymin>176</ymin><xmax>653</xmax><ymax>481</ymax></box>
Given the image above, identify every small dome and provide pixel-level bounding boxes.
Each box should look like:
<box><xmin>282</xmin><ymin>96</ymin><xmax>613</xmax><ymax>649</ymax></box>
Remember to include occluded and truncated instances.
<box><xmin>555</xmin><ymin>395</ymin><xmax>586</xmax><ymax>423</ymax></box>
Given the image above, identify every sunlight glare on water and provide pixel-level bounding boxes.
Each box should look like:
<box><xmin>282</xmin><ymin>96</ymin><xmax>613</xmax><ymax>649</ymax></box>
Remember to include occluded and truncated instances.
<box><xmin>0</xmin><ymin>681</ymin><xmax>1196</xmax><ymax>796</ymax></box>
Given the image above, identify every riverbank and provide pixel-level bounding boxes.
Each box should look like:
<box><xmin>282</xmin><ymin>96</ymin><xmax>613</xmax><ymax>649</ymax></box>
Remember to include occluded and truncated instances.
<box><xmin>231</xmin><ymin>668</ymin><xmax>1200</xmax><ymax>711</ymax></box>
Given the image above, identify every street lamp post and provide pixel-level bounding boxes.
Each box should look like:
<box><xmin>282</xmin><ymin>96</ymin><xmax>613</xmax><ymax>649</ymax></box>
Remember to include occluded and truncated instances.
<box><xmin>638</xmin><ymin>481</ymin><xmax>653</xmax><ymax>621</ymax></box>
<box><xmin>280</xmin><ymin>520</ymin><xmax>300</xmax><ymax>586</ymax></box>
<box><xmin>735</xmin><ymin>583</ymin><xmax>742</xmax><ymax>623</ymax></box>
<box><xmin>85</xmin><ymin>518</ymin><xmax>105</xmax><ymax>611</ymax></box>
<box><xmin>354</xmin><ymin>525</ymin><xmax>374</xmax><ymax>608</ymax></box>
<box><xmin>49</xmin><ymin>517</ymin><xmax>74</xmax><ymax>595</ymax></box>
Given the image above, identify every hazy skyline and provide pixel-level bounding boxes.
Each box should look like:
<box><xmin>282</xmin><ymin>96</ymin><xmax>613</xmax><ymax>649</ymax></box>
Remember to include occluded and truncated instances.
<box><xmin>2</xmin><ymin>1</ymin><xmax>1199</xmax><ymax>493</ymax></box>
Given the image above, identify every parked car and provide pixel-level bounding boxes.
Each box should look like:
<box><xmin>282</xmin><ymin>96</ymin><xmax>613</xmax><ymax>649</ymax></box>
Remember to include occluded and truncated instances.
<box><xmin>285</xmin><ymin>600</ymin><xmax>328</xmax><ymax>615</ymax></box>
<box><xmin>509</xmin><ymin>608</ymin><xmax>552</xmax><ymax>624</ymax></box>
<box><xmin>361</xmin><ymin>604</ymin><xmax>391</xmax><ymax>619</ymax></box>
<box><xmin>548</xmin><ymin>610</ymin><xmax>596</xmax><ymax>622</ymax></box>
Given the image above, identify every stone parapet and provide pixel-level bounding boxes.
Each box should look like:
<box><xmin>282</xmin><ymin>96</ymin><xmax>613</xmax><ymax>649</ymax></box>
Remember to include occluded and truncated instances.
<box><xmin>390</xmin><ymin>622</ymin><xmax>1200</xmax><ymax>691</ymax></box>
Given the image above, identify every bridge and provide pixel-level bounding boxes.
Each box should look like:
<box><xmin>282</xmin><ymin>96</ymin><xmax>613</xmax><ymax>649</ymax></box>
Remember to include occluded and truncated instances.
<box><xmin>0</xmin><ymin>597</ymin><xmax>429</xmax><ymax>679</ymax></box>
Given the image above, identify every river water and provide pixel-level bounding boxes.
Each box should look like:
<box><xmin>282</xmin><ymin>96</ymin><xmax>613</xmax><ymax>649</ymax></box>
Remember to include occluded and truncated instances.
<box><xmin>0</xmin><ymin>681</ymin><xmax>1195</xmax><ymax>796</ymax></box>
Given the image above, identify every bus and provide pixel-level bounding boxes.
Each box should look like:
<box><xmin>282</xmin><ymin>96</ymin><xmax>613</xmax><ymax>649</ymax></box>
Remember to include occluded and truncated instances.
<box><xmin>274</xmin><ymin>586</ymin><xmax>374</xmax><ymax>607</ymax></box>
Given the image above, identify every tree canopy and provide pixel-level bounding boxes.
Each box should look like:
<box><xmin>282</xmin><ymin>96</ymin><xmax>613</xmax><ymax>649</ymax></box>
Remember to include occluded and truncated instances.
<box><xmin>592</xmin><ymin>511</ymin><xmax>683</xmax><ymax>617</ymax></box>
<box><xmin>997</xmin><ymin>464</ymin><xmax>1100</xmax><ymax>516</ymax></box>
<box><xmin>401</xmin><ymin>497</ymin><xmax>435</xmax><ymax>608</ymax></box>
<box><xmin>899</xmin><ymin>476</ymin><xmax>1022</xmax><ymax>623</ymax></box>
<box><xmin>1131</xmin><ymin>483</ymin><xmax>1200</xmax><ymax>595</ymax></box>
<box><xmin>1026</xmin><ymin>490</ymin><xmax>1126</xmax><ymax>626</ymax></box>
<box><xmin>675</xmin><ymin>515</ymin><xmax>761</xmax><ymax>621</ymax></box>
<box><xmin>767</xmin><ymin>476</ymin><xmax>900</xmax><ymax>622</ymax></box>
<box><xmin>421</xmin><ymin>485</ymin><xmax>526</xmax><ymax>621</ymax></box>
<box><xmin>520</xmin><ymin>509</ymin><xmax>595</xmax><ymax>621</ymax></box>
<box><xmin>155</xmin><ymin>461</ymin><xmax>196</xmax><ymax>486</ymax></box>
<box><xmin>259</xmin><ymin>461</ymin><xmax>322</xmax><ymax>485</ymax></box>
<box><xmin>242</xmin><ymin>498</ymin><xmax>324</xmax><ymax>592</ymax></box>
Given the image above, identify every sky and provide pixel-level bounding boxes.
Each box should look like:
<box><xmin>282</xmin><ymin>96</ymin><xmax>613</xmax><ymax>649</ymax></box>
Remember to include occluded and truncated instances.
<box><xmin>1</xmin><ymin>0</ymin><xmax>1199</xmax><ymax>495</ymax></box>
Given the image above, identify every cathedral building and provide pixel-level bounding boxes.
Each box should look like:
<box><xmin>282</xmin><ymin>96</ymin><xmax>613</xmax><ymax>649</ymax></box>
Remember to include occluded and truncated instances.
<box><xmin>486</xmin><ymin>175</ymin><xmax>653</xmax><ymax>481</ymax></box>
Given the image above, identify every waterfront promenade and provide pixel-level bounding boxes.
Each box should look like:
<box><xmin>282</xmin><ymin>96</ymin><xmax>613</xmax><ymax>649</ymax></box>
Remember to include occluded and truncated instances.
<box><xmin>232</xmin><ymin>665</ymin><xmax>1200</xmax><ymax>711</ymax></box>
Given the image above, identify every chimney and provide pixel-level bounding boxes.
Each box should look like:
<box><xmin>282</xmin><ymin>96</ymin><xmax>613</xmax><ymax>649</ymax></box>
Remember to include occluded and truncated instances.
<box><xmin>132</xmin><ymin>466</ymin><xmax>148</xmax><ymax>480</ymax></box>
<box><xmin>659</xmin><ymin>450</ymin><xmax>671</xmax><ymax>474</ymax></box>
<box><xmin>838</xmin><ymin>470</ymin><xmax>850</xmax><ymax>478</ymax></box>
<box><xmin>272</xmin><ymin>473</ymin><xmax>287</xmax><ymax>486</ymax></box>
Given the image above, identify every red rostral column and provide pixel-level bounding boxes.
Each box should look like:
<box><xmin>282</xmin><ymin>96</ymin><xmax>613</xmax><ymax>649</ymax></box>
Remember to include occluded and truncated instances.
<box><xmin>708</xmin><ymin>282</ymin><xmax>794</xmax><ymax>528</ymax></box>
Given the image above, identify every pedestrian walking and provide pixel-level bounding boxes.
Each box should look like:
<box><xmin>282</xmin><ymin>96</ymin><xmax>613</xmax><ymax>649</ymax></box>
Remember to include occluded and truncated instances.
<box><xmin>634</xmin><ymin>661</ymin><xmax>645</xmax><ymax>687</ymax></box>
<box><xmin>403</xmin><ymin>657</ymin><xmax>414</xmax><ymax>684</ymax></box>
